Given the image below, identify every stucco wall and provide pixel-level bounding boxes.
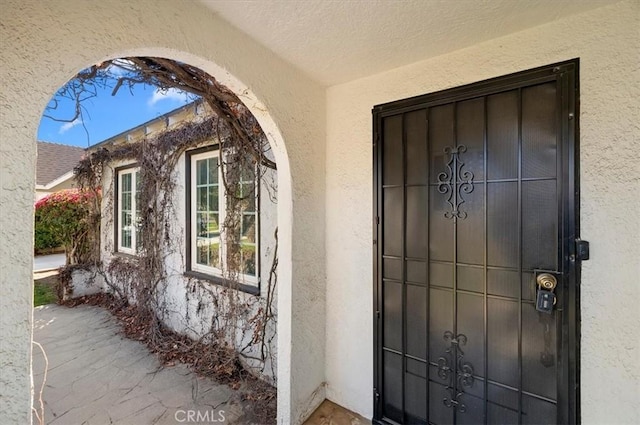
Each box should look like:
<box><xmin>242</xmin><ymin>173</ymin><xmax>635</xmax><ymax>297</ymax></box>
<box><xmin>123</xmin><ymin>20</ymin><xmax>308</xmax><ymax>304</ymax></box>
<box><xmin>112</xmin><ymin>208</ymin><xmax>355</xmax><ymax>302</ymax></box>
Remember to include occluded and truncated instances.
<box><xmin>325</xmin><ymin>1</ymin><xmax>639</xmax><ymax>422</ymax></box>
<box><xmin>0</xmin><ymin>1</ymin><xmax>326</xmax><ymax>424</ymax></box>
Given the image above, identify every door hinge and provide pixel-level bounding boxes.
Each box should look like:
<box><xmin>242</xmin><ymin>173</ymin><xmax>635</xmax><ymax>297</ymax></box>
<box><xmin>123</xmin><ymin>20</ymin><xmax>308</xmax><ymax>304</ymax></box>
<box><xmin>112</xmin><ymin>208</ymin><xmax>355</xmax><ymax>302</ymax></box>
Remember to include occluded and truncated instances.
<box><xmin>376</xmin><ymin>310</ymin><xmax>380</xmax><ymax>319</ymax></box>
<box><xmin>575</xmin><ymin>239</ymin><xmax>590</xmax><ymax>261</ymax></box>
<box><xmin>374</xmin><ymin>387</ymin><xmax>380</xmax><ymax>401</ymax></box>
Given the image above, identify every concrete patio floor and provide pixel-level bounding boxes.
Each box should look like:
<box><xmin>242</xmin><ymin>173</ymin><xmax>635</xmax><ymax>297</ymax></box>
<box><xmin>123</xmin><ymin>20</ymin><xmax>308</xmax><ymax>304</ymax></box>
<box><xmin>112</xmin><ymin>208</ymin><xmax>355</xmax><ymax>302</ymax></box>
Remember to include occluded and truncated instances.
<box><xmin>32</xmin><ymin>304</ymin><xmax>248</xmax><ymax>424</ymax></box>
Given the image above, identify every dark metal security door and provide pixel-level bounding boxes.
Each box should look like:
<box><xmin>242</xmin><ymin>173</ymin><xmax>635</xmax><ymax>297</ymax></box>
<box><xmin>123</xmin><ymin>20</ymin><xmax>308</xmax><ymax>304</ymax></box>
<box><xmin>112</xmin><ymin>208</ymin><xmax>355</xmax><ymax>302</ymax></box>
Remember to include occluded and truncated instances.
<box><xmin>373</xmin><ymin>60</ymin><xmax>582</xmax><ymax>425</ymax></box>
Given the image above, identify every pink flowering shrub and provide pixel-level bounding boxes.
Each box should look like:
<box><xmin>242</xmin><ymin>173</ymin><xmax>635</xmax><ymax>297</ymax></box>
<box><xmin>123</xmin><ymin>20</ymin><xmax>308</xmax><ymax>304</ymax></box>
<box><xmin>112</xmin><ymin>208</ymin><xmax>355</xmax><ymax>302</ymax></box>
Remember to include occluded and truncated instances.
<box><xmin>35</xmin><ymin>189</ymin><xmax>100</xmax><ymax>264</ymax></box>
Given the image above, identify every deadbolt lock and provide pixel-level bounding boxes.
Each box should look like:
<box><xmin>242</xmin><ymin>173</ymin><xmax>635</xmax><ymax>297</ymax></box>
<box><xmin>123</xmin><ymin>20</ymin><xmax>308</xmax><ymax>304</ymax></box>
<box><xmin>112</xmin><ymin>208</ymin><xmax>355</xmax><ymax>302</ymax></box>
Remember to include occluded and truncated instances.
<box><xmin>536</xmin><ymin>273</ymin><xmax>557</xmax><ymax>291</ymax></box>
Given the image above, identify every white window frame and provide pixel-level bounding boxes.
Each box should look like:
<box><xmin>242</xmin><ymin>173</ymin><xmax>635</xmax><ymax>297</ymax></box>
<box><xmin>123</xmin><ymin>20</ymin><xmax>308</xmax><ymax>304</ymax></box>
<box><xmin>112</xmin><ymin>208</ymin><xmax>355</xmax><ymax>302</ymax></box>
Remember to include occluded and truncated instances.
<box><xmin>116</xmin><ymin>166</ymin><xmax>140</xmax><ymax>255</ymax></box>
<box><xmin>189</xmin><ymin>149</ymin><xmax>259</xmax><ymax>287</ymax></box>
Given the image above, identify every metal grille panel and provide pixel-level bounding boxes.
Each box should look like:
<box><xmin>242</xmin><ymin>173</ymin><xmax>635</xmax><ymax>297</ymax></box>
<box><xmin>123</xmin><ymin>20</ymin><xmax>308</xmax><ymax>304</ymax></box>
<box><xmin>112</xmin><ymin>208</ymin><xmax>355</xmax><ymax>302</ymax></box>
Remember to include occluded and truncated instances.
<box><xmin>374</xmin><ymin>61</ymin><xmax>579</xmax><ymax>425</ymax></box>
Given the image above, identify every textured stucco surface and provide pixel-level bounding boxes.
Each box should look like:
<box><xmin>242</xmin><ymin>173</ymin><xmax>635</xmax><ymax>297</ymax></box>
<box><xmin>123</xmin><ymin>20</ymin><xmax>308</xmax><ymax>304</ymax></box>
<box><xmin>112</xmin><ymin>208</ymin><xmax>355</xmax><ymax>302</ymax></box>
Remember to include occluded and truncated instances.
<box><xmin>325</xmin><ymin>1</ymin><xmax>639</xmax><ymax>421</ymax></box>
<box><xmin>0</xmin><ymin>91</ymin><xmax>36</xmax><ymax>424</ymax></box>
<box><xmin>201</xmin><ymin>0</ymin><xmax>616</xmax><ymax>85</ymax></box>
<box><xmin>2</xmin><ymin>0</ymin><xmax>639</xmax><ymax>423</ymax></box>
<box><xmin>0</xmin><ymin>1</ymin><xmax>326</xmax><ymax>424</ymax></box>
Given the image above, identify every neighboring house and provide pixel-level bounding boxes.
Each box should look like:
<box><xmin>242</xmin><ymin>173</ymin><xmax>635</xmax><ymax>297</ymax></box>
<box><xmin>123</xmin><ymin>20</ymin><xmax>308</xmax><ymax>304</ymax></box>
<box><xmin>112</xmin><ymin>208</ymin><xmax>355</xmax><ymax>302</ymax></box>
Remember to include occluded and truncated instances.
<box><xmin>89</xmin><ymin>101</ymin><xmax>278</xmax><ymax>381</ymax></box>
<box><xmin>35</xmin><ymin>141</ymin><xmax>85</xmax><ymax>201</ymax></box>
<box><xmin>2</xmin><ymin>2</ymin><xmax>639</xmax><ymax>425</ymax></box>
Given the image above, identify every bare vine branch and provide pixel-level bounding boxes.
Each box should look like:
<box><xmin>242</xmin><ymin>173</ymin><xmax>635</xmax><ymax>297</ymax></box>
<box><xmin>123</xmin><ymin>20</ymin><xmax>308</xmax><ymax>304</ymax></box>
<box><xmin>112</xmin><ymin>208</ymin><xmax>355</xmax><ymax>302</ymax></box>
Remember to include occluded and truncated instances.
<box><xmin>45</xmin><ymin>57</ymin><xmax>276</xmax><ymax>170</ymax></box>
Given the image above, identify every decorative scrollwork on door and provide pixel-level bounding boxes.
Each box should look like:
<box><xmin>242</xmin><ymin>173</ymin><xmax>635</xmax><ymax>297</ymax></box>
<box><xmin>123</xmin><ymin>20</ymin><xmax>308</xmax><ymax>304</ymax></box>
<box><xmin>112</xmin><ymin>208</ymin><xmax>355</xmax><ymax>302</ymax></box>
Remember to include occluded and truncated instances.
<box><xmin>437</xmin><ymin>331</ymin><xmax>475</xmax><ymax>412</ymax></box>
<box><xmin>436</xmin><ymin>145</ymin><xmax>474</xmax><ymax>219</ymax></box>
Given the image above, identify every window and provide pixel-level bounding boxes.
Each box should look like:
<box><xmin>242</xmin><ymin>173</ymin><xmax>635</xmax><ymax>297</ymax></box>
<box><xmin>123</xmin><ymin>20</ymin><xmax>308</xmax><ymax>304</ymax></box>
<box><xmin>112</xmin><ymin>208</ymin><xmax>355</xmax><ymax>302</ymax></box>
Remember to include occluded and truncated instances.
<box><xmin>116</xmin><ymin>167</ymin><xmax>140</xmax><ymax>254</ymax></box>
<box><xmin>188</xmin><ymin>149</ymin><xmax>258</xmax><ymax>288</ymax></box>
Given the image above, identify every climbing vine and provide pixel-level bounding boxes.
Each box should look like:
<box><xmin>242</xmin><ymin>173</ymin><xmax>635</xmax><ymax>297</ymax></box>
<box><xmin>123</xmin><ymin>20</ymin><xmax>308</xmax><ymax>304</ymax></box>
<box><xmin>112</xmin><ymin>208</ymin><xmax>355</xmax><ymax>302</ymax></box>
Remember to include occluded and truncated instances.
<box><xmin>57</xmin><ymin>58</ymin><xmax>279</xmax><ymax>422</ymax></box>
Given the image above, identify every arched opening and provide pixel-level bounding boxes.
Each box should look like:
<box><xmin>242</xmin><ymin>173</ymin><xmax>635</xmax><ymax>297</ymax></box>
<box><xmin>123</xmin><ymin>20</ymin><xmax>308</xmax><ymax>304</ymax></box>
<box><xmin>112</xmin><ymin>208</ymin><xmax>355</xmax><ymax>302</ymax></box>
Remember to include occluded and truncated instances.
<box><xmin>3</xmin><ymin>3</ymin><xmax>330</xmax><ymax>423</ymax></box>
<box><xmin>31</xmin><ymin>52</ymin><xmax>294</xmax><ymax>424</ymax></box>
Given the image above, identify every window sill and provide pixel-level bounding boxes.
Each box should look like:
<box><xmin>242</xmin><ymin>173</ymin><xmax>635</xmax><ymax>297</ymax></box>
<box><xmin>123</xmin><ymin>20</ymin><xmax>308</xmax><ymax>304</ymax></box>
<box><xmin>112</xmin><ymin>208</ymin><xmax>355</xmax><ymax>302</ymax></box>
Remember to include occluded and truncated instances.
<box><xmin>111</xmin><ymin>251</ymin><xmax>139</xmax><ymax>260</ymax></box>
<box><xmin>184</xmin><ymin>270</ymin><xmax>260</xmax><ymax>296</ymax></box>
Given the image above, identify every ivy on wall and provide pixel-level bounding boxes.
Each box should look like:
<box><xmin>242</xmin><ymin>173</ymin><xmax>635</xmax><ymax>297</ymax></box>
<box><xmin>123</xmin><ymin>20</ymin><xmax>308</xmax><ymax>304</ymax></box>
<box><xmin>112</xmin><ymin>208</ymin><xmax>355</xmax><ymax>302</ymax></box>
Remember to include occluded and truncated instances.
<box><xmin>71</xmin><ymin>114</ymin><xmax>278</xmax><ymax>422</ymax></box>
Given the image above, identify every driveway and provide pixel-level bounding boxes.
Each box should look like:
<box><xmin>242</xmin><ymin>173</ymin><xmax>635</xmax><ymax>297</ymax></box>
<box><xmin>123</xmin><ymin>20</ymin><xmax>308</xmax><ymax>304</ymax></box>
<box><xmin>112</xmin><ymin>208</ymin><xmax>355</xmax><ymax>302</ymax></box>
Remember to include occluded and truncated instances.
<box><xmin>32</xmin><ymin>304</ymin><xmax>248</xmax><ymax>424</ymax></box>
<box><xmin>34</xmin><ymin>253</ymin><xmax>66</xmax><ymax>272</ymax></box>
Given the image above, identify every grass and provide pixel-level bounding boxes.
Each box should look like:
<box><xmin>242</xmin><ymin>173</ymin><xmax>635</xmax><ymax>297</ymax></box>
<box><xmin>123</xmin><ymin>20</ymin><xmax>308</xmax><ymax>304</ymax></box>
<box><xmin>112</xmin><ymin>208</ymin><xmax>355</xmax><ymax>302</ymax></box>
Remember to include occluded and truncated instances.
<box><xmin>34</xmin><ymin>278</ymin><xmax>58</xmax><ymax>306</ymax></box>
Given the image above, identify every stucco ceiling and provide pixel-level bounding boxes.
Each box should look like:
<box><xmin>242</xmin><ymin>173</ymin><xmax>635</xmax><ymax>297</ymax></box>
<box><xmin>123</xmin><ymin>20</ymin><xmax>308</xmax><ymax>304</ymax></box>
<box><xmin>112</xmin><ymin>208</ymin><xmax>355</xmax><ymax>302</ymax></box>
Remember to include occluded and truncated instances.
<box><xmin>200</xmin><ymin>0</ymin><xmax>616</xmax><ymax>85</ymax></box>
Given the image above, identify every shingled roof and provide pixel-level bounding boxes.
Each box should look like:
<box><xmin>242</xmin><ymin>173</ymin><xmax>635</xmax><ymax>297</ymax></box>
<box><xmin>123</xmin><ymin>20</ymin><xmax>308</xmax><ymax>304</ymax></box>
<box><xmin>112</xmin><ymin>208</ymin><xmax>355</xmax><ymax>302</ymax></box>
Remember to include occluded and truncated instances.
<box><xmin>36</xmin><ymin>141</ymin><xmax>85</xmax><ymax>186</ymax></box>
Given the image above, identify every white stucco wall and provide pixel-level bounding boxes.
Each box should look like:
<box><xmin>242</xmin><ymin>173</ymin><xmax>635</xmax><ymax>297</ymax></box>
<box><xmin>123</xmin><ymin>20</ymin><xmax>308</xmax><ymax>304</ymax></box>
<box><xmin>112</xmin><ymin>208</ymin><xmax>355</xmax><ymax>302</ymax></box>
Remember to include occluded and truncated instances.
<box><xmin>325</xmin><ymin>1</ymin><xmax>639</xmax><ymax>422</ymax></box>
<box><xmin>0</xmin><ymin>1</ymin><xmax>326</xmax><ymax>424</ymax></box>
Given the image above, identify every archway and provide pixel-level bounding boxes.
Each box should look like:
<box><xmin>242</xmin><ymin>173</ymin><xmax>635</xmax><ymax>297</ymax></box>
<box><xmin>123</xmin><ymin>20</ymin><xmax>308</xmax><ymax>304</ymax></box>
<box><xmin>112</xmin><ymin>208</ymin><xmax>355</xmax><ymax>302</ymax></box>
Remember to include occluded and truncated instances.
<box><xmin>2</xmin><ymin>3</ymin><xmax>327</xmax><ymax>423</ymax></box>
<box><xmin>34</xmin><ymin>51</ymin><xmax>295</xmax><ymax>422</ymax></box>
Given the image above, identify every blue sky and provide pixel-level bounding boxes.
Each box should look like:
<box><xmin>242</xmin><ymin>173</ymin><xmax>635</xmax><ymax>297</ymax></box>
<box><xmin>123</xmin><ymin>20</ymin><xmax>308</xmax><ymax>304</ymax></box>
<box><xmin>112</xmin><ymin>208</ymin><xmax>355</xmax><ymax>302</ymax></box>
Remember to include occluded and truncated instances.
<box><xmin>38</xmin><ymin>81</ymin><xmax>194</xmax><ymax>148</ymax></box>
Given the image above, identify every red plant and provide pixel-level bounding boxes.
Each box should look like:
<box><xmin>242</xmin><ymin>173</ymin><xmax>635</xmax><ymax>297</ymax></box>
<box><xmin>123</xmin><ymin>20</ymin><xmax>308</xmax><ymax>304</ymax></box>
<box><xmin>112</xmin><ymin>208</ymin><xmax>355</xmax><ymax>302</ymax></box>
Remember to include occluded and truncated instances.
<box><xmin>35</xmin><ymin>189</ymin><xmax>100</xmax><ymax>264</ymax></box>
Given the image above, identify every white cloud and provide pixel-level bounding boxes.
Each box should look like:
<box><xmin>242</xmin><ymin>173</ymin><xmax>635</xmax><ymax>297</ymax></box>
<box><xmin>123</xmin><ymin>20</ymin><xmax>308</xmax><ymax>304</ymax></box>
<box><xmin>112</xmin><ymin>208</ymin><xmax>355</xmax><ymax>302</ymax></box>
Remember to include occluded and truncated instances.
<box><xmin>59</xmin><ymin>118</ymin><xmax>82</xmax><ymax>134</ymax></box>
<box><xmin>148</xmin><ymin>87</ymin><xmax>190</xmax><ymax>107</ymax></box>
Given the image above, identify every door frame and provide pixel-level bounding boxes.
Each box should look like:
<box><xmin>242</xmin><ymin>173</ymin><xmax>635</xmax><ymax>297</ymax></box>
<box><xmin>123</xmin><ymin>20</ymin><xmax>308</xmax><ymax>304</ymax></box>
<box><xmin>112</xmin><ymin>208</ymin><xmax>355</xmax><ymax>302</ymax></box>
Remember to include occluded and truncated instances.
<box><xmin>372</xmin><ymin>59</ymin><xmax>581</xmax><ymax>424</ymax></box>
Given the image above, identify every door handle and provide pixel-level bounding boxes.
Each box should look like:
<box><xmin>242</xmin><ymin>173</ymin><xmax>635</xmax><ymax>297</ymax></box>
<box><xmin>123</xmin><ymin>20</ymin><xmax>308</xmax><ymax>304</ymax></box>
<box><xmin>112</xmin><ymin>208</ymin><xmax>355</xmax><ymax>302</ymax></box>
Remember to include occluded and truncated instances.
<box><xmin>536</xmin><ymin>273</ymin><xmax>557</xmax><ymax>291</ymax></box>
<box><xmin>535</xmin><ymin>272</ymin><xmax>558</xmax><ymax>314</ymax></box>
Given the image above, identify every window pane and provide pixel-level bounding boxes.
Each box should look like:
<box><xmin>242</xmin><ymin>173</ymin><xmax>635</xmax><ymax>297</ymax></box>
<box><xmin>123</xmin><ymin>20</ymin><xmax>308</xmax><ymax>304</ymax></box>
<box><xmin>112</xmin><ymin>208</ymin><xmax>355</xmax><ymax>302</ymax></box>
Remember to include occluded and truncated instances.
<box><xmin>122</xmin><ymin>226</ymin><xmax>132</xmax><ymax>249</ymax></box>
<box><xmin>122</xmin><ymin>173</ymin><xmax>132</xmax><ymax>191</ymax></box>
<box><xmin>122</xmin><ymin>210</ymin><xmax>131</xmax><ymax>226</ymax></box>
<box><xmin>208</xmin><ymin>185</ymin><xmax>219</xmax><ymax>212</ymax></box>
<box><xmin>242</xmin><ymin>214</ymin><xmax>256</xmax><ymax>244</ymax></box>
<box><xmin>134</xmin><ymin>172</ymin><xmax>141</xmax><ymax>215</ymax></box>
<box><xmin>122</xmin><ymin>192</ymin><xmax>130</xmax><ymax>211</ymax></box>
<box><xmin>242</xmin><ymin>246</ymin><xmax>256</xmax><ymax>277</ymax></box>
<box><xmin>197</xmin><ymin>186</ymin><xmax>207</xmax><ymax>212</ymax></box>
<box><xmin>197</xmin><ymin>159</ymin><xmax>207</xmax><ymax>185</ymax></box>
<box><xmin>197</xmin><ymin>241</ymin><xmax>208</xmax><ymax>265</ymax></box>
<box><xmin>196</xmin><ymin>212</ymin><xmax>208</xmax><ymax>237</ymax></box>
<box><xmin>240</xmin><ymin>183</ymin><xmax>255</xmax><ymax>212</ymax></box>
<box><xmin>191</xmin><ymin>152</ymin><xmax>259</xmax><ymax>280</ymax></box>
<box><xmin>208</xmin><ymin>241</ymin><xmax>220</xmax><ymax>269</ymax></box>
<box><xmin>120</xmin><ymin>171</ymin><xmax>133</xmax><ymax>251</ymax></box>
<box><xmin>208</xmin><ymin>213</ymin><xmax>220</xmax><ymax>234</ymax></box>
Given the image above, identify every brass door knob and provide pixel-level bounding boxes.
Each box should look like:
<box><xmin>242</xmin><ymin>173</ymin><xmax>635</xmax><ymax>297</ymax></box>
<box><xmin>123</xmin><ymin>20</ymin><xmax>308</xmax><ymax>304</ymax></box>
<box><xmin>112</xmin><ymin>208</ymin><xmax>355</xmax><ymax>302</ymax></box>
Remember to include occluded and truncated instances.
<box><xmin>536</xmin><ymin>273</ymin><xmax>557</xmax><ymax>291</ymax></box>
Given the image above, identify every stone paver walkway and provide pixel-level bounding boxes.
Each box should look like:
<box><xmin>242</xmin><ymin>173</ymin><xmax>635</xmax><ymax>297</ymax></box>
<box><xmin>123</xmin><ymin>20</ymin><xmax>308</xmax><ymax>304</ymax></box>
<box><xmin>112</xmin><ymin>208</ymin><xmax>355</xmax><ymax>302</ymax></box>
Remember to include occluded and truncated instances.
<box><xmin>32</xmin><ymin>304</ymin><xmax>247</xmax><ymax>425</ymax></box>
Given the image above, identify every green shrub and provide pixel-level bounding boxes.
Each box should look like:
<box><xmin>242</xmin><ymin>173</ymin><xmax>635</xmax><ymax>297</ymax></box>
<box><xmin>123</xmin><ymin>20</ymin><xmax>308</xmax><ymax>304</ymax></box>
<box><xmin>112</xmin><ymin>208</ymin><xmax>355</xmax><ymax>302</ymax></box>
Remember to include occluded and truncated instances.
<box><xmin>34</xmin><ymin>207</ymin><xmax>63</xmax><ymax>252</ymax></box>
